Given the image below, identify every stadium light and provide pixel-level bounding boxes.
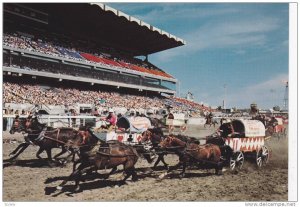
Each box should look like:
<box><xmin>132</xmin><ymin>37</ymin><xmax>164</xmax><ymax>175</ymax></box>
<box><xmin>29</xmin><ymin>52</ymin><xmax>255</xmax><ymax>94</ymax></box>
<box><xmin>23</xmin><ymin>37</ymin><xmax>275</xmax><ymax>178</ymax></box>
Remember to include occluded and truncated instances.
<box><xmin>7</xmin><ymin>72</ymin><xmax>11</xmax><ymax>75</ymax></box>
<box><xmin>18</xmin><ymin>73</ymin><xmax>22</xmax><ymax>76</ymax></box>
<box><xmin>91</xmin><ymin>83</ymin><xmax>94</xmax><ymax>86</ymax></box>
<box><xmin>32</xmin><ymin>76</ymin><xmax>36</xmax><ymax>79</ymax></box>
<box><xmin>59</xmin><ymin>78</ymin><xmax>62</xmax><ymax>82</ymax></box>
<box><xmin>117</xmin><ymin>86</ymin><xmax>120</xmax><ymax>89</ymax></box>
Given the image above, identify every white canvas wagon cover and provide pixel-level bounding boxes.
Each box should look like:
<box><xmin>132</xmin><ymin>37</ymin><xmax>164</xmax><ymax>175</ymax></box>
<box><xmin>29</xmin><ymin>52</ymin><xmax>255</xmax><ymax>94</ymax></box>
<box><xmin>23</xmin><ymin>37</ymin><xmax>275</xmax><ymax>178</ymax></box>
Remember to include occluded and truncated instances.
<box><xmin>117</xmin><ymin>116</ymin><xmax>152</xmax><ymax>133</ymax></box>
<box><xmin>231</xmin><ymin>119</ymin><xmax>265</xmax><ymax>137</ymax></box>
<box><xmin>275</xmin><ymin>117</ymin><xmax>283</xmax><ymax>125</ymax></box>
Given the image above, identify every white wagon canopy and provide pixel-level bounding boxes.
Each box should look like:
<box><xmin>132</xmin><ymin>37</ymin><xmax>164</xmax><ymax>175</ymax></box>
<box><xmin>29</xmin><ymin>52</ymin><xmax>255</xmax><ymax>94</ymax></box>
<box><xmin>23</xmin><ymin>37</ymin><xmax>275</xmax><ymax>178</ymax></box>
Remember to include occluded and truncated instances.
<box><xmin>231</xmin><ymin>119</ymin><xmax>265</xmax><ymax>137</ymax></box>
<box><xmin>117</xmin><ymin>116</ymin><xmax>152</xmax><ymax>133</ymax></box>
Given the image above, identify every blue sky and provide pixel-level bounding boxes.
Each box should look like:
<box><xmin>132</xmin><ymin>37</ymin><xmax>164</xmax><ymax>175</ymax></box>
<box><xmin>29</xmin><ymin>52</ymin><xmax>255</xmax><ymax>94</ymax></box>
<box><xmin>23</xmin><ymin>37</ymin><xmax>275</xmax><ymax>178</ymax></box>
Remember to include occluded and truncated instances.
<box><xmin>108</xmin><ymin>3</ymin><xmax>289</xmax><ymax>109</ymax></box>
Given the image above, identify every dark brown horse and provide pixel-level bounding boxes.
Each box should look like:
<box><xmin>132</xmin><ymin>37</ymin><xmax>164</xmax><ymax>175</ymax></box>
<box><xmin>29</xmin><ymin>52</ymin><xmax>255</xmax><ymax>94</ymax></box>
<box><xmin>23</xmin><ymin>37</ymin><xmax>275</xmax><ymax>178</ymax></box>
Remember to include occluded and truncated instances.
<box><xmin>159</xmin><ymin>136</ymin><xmax>223</xmax><ymax>178</ymax></box>
<box><xmin>56</xmin><ymin>141</ymin><xmax>139</xmax><ymax>192</ymax></box>
<box><xmin>8</xmin><ymin>116</ymin><xmax>79</xmax><ymax>165</ymax></box>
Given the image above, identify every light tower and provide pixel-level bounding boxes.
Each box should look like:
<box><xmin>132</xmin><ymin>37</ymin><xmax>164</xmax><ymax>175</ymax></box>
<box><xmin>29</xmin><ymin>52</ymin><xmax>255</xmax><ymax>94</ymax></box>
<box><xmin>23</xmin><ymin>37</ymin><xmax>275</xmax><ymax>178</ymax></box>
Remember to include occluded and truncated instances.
<box><xmin>223</xmin><ymin>84</ymin><xmax>227</xmax><ymax>110</ymax></box>
<box><xmin>283</xmin><ymin>81</ymin><xmax>288</xmax><ymax>111</ymax></box>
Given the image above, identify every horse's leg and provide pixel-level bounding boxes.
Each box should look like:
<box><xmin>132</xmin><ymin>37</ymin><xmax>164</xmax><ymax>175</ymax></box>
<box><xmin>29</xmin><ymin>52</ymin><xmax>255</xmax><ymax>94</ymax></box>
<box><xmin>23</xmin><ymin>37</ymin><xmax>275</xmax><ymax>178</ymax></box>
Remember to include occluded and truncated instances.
<box><xmin>46</xmin><ymin>148</ymin><xmax>53</xmax><ymax>161</ymax></box>
<box><xmin>179</xmin><ymin>161</ymin><xmax>186</xmax><ymax>178</ymax></box>
<box><xmin>9</xmin><ymin>142</ymin><xmax>26</xmax><ymax>155</ymax></box>
<box><xmin>72</xmin><ymin>154</ymin><xmax>82</xmax><ymax>172</ymax></box>
<box><xmin>121</xmin><ymin>168</ymin><xmax>133</xmax><ymax>184</ymax></box>
<box><xmin>53</xmin><ymin>147</ymin><xmax>67</xmax><ymax>161</ymax></box>
<box><xmin>131</xmin><ymin>167</ymin><xmax>138</xmax><ymax>182</ymax></box>
<box><xmin>8</xmin><ymin>142</ymin><xmax>30</xmax><ymax>160</ymax></box>
<box><xmin>73</xmin><ymin>165</ymin><xmax>96</xmax><ymax>192</ymax></box>
<box><xmin>122</xmin><ymin>167</ymin><xmax>138</xmax><ymax>183</ymax></box>
<box><xmin>157</xmin><ymin>154</ymin><xmax>169</xmax><ymax>170</ymax></box>
<box><xmin>152</xmin><ymin>155</ymin><xmax>162</xmax><ymax>169</ymax></box>
<box><xmin>103</xmin><ymin>166</ymin><xmax>118</xmax><ymax>179</ymax></box>
<box><xmin>46</xmin><ymin>148</ymin><xmax>58</xmax><ymax>167</ymax></box>
<box><xmin>36</xmin><ymin>147</ymin><xmax>45</xmax><ymax>160</ymax></box>
<box><xmin>56</xmin><ymin>162</ymin><xmax>91</xmax><ymax>191</ymax></box>
<box><xmin>159</xmin><ymin>159</ymin><xmax>182</xmax><ymax>179</ymax></box>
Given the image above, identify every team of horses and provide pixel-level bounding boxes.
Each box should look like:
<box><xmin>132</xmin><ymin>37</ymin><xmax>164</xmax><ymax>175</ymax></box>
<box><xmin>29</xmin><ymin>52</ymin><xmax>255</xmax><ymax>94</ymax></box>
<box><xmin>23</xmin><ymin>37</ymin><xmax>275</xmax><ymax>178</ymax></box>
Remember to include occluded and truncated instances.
<box><xmin>6</xmin><ymin>115</ymin><xmax>226</xmax><ymax>193</ymax></box>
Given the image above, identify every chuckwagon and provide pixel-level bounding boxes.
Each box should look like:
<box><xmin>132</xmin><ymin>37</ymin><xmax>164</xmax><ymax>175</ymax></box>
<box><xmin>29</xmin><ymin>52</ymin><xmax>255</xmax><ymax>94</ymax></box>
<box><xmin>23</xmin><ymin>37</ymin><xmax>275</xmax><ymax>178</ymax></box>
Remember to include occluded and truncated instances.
<box><xmin>266</xmin><ymin>117</ymin><xmax>287</xmax><ymax>138</ymax></box>
<box><xmin>165</xmin><ymin>113</ymin><xmax>188</xmax><ymax>133</ymax></box>
<box><xmin>206</xmin><ymin>119</ymin><xmax>270</xmax><ymax>171</ymax></box>
<box><xmin>91</xmin><ymin>116</ymin><xmax>152</xmax><ymax>144</ymax></box>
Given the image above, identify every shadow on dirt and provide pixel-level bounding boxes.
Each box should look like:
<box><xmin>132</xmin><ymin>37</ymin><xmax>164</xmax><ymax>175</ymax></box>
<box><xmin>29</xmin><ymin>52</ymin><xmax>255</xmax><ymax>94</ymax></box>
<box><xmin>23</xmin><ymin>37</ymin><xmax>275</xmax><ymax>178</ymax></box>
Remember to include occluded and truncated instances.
<box><xmin>3</xmin><ymin>158</ymin><xmax>64</xmax><ymax>169</ymax></box>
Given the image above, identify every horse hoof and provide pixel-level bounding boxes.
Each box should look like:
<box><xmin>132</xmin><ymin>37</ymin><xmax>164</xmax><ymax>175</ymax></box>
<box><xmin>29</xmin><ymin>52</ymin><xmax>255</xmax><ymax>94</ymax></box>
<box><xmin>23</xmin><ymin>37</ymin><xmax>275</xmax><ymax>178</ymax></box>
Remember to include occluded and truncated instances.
<box><xmin>132</xmin><ymin>176</ymin><xmax>138</xmax><ymax>182</ymax></box>
<box><xmin>102</xmin><ymin>174</ymin><xmax>110</xmax><ymax>180</ymax></box>
<box><xmin>56</xmin><ymin>186</ymin><xmax>63</xmax><ymax>191</ymax></box>
<box><xmin>59</xmin><ymin>159</ymin><xmax>67</xmax><ymax>165</ymax></box>
<box><xmin>74</xmin><ymin>185</ymin><xmax>81</xmax><ymax>192</ymax></box>
<box><xmin>158</xmin><ymin>172</ymin><xmax>168</xmax><ymax>179</ymax></box>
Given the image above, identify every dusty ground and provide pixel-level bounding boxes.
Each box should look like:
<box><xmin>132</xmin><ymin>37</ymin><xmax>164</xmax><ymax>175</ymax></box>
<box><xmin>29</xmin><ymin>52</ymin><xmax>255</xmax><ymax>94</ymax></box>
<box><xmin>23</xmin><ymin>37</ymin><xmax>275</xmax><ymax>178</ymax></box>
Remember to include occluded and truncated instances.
<box><xmin>2</xmin><ymin>125</ymin><xmax>288</xmax><ymax>201</ymax></box>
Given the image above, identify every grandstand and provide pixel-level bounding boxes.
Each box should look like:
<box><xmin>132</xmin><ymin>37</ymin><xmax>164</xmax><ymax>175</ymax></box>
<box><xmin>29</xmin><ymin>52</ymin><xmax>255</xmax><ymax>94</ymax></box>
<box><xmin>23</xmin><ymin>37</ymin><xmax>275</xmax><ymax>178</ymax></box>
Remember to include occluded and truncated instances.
<box><xmin>3</xmin><ymin>3</ymin><xmax>211</xmax><ymax>117</ymax></box>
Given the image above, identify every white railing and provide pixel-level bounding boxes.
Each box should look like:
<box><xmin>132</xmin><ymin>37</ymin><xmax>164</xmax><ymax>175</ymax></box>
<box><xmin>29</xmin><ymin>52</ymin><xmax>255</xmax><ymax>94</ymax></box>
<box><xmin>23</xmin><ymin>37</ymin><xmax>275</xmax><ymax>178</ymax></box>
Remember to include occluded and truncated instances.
<box><xmin>2</xmin><ymin>115</ymin><xmax>102</xmax><ymax>131</ymax></box>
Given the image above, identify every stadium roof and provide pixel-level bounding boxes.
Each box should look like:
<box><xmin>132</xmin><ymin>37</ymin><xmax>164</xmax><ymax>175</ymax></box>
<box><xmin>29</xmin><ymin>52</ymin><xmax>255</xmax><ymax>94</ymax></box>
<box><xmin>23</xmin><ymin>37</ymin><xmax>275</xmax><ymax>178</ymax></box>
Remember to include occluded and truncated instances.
<box><xmin>13</xmin><ymin>3</ymin><xmax>186</xmax><ymax>56</ymax></box>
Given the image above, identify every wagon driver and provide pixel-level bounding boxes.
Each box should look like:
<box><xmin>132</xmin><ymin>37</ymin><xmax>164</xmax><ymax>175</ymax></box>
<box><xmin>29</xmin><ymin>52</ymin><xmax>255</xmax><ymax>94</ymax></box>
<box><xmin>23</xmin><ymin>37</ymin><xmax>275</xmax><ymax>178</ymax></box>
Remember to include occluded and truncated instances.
<box><xmin>101</xmin><ymin>109</ymin><xmax>117</xmax><ymax>131</ymax></box>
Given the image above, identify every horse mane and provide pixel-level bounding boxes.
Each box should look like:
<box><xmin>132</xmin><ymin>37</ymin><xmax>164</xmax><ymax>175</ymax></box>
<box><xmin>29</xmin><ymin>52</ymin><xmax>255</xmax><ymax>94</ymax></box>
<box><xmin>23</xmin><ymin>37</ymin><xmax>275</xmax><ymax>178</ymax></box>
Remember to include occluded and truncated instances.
<box><xmin>175</xmin><ymin>135</ymin><xmax>200</xmax><ymax>145</ymax></box>
<box><xmin>148</xmin><ymin>127</ymin><xmax>164</xmax><ymax>136</ymax></box>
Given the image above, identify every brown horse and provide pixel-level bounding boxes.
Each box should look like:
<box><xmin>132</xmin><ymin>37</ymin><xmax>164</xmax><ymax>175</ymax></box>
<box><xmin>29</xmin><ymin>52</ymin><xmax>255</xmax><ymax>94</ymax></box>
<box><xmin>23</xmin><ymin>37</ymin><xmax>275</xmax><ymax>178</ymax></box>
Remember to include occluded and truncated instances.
<box><xmin>204</xmin><ymin>116</ymin><xmax>217</xmax><ymax>128</ymax></box>
<box><xmin>139</xmin><ymin>128</ymin><xmax>170</xmax><ymax>169</ymax></box>
<box><xmin>56</xmin><ymin>141</ymin><xmax>139</xmax><ymax>192</ymax></box>
<box><xmin>8</xmin><ymin>116</ymin><xmax>79</xmax><ymax>165</ymax></box>
<box><xmin>159</xmin><ymin>136</ymin><xmax>223</xmax><ymax>178</ymax></box>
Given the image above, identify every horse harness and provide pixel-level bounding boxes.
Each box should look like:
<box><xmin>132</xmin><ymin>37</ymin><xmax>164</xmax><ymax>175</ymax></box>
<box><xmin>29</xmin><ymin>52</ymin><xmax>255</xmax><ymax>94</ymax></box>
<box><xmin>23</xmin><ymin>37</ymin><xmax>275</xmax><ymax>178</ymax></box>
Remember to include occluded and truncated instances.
<box><xmin>185</xmin><ymin>143</ymin><xmax>215</xmax><ymax>157</ymax></box>
<box><xmin>28</xmin><ymin>128</ymin><xmax>67</xmax><ymax>147</ymax></box>
<box><xmin>97</xmin><ymin>144</ymin><xmax>137</xmax><ymax>158</ymax></box>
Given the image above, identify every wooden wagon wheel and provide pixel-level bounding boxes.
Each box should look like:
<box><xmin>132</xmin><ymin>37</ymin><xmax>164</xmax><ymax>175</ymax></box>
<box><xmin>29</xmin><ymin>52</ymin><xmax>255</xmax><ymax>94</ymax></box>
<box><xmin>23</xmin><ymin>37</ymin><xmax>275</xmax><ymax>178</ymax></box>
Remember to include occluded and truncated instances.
<box><xmin>256</xmin><ymin>146</ymin><xmax>269</xmax><ymax>168</ymax></box>
<box><xmin>229</xmin><ymin>151</ymin><xmax>244</xmax><ymax>171</ymax></box>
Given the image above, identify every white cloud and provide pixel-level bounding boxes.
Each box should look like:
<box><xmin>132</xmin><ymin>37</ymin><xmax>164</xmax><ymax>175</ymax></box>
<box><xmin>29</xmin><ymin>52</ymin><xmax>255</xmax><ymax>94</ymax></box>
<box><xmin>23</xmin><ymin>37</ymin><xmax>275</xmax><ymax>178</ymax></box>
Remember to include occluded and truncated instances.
<box><xmin>225</xmin><ymin>73</ymin><xmax>288</xmax><ymax>109</ymax></box>
<box><xmin>134</xmin><ymin>4</ymin><xmax>239</xmax><ymax>23</ymax></box>
<box><xmin>153</xmin><ymin>17</ymin><xmax>280</xmax><ymax>61</ymax></box>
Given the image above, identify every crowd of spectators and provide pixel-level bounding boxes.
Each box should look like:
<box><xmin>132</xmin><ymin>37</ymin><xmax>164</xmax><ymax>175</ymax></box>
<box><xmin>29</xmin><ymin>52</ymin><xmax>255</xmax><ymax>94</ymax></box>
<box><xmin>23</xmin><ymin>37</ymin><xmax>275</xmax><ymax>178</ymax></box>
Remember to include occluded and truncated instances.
<box><xmin>3</xmin><ymin>32</ymin><xmax>173</xmax><ymax>78</ymax></box>
<box><xmin>166</xmin><ymin>97</ymin><xmax>212</xmax><ymax>115</ymax></box>
<box><xmin>3</xmin><ymin>82</ymin><xmax>211</xmax><ymax>116</ymax></box>
<box><xmin>4</xmin><ymin>82</ymin><xmax>165</xmax><ymax>109</ymax></box>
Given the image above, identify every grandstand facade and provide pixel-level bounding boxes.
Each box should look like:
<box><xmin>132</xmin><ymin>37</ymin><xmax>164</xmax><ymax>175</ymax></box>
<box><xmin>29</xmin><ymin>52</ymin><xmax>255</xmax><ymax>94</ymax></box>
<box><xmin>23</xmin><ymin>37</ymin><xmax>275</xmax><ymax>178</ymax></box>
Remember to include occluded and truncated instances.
<box><xmin>3</xmin><ymin>3</ymin><xmax>185</xmax><ymax>95</ymax></box>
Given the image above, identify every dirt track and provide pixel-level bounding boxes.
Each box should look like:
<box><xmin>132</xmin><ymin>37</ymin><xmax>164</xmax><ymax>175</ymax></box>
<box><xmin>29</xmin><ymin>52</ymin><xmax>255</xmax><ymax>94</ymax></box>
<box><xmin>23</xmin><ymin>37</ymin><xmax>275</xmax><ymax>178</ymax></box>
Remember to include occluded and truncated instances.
<box><xmin>2</xmin><ymin>126</ymin><xmax>288</xmax><ymax>201</ymax></box>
